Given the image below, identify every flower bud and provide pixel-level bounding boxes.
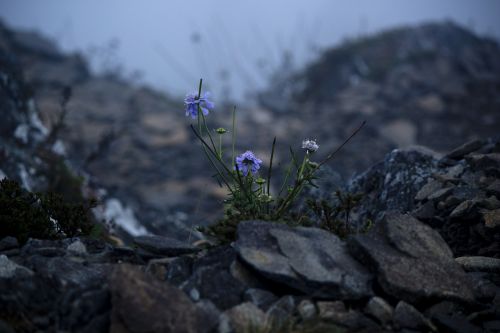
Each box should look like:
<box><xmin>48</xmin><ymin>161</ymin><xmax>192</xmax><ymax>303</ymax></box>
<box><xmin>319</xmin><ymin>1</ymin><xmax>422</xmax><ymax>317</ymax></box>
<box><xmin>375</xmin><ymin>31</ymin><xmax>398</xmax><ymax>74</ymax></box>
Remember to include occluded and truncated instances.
<box><xmin>216</xmin><ymin>127</ymin><xmax>227</xmax><ymax>134</ymax></box>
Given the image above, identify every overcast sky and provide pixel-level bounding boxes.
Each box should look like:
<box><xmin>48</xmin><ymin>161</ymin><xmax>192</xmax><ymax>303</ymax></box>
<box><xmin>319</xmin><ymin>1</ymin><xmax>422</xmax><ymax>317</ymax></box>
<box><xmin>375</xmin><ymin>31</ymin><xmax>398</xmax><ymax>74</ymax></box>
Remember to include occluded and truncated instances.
<box><xmin>1</xmin><ymin>0</ymin><xmax>499</xmax><ymax>101</ymax></box>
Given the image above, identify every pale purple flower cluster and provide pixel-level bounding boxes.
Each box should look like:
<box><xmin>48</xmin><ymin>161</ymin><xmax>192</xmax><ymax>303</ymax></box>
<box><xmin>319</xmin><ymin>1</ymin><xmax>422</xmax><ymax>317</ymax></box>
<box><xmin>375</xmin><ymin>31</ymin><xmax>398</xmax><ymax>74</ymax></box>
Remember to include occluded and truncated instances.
<box><xmin>235</xmin><ymin>151</ymin><xmax>262</xmax><ymax>176</ymax></box>
<box><xmin>184</xmin><ymin>91</ymin><xmax>214</xmax><ymax>119</ymax></box>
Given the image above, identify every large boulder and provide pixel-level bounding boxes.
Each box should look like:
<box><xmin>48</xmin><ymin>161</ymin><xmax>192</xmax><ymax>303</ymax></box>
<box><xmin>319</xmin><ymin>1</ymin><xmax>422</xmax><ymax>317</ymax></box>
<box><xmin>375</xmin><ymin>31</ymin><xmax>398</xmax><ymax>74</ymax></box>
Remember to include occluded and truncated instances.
<box><xmin>234</xmin><ymin>220</ymin><xmax>373</xmax><ymax>299</ymax></box>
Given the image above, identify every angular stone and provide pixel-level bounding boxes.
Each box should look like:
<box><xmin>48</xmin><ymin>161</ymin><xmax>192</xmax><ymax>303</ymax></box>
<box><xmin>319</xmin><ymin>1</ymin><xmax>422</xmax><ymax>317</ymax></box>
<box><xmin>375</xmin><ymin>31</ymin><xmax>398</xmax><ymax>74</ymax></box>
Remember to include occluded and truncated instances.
<box><xmin>445</xmin><ymin>139</ymin><xmax>485</xmax><ymax>160</ymax></box>
<box><xmin>433</xmin><ymin>314</ymin><xmax>482</xmax><ymax>333</ymax></box>
<box><xmin>66</xmin><ymin>240</ymin><xmax>87</xmax><ymax>256</ymax></box>
<box><xmin>486</xmin><ymin>179</ymin><xmax>500</xmax><ymax>196</ymax></box>
<box><xmin>364</xmin><ymin>296</ymin><xmax>393</xmax><ymax>325</ymax></box>
<box><xmin>482</xmin><ymin>209</ymin><xmax>500</xmax><ymax>228</ymax></box>
<box><xmin>450</xmin><ymin>200</ymin><xmax>478</xmax><ymax>219</ymax></box>
<box><xmin>427</xmin><ymin>187</ymin><xmax>453</xmax><ymax>201</ymax></box>
<box><xmin>133</xmin><ymin>235</ymin><xmax>198</xmax><ymax>256</ymax></box>
<box><xmin>467</xmin><ymin>153</ymin><xmax>500</xmax><ymax>170</ymax></box>
<box><xmin>0</xmin><ymin>254</ymin><xmax>33</xmax><ymax>278</ymax></box>
<box><xmin>348</xmin><ymin>213</ymin><xmax>476</xmax><ymax>304</ymax></box>
<box><xmin>455</xmin><ymin>256</ymin><xmax>500</xmax><ymax>273</ymax></box>
<box><xmin>317</xmin><ymin>301</ymin><xmax>378</xmax><ymax>330</ymax></box>
<box><xmin>266</xmin><ymin>296</ymin><xmax>296</xmax><ymax>326</ymax></box>
<box><xmin>109</xmin><ymin>264</ymin><xmax>209</xmax><ymax>333</ymax></box>
<box><xmin>220</xmin><ymin>302</ymin><xmax>267</xmax><ymax>333</ymax></box>
<box><xmin>235</xmin><ymin>221</ymin><xmax>373</xmax><ymax>299</ymax></box>
<box><xmin>415</xmin><ymin>180</ymin><xmax>442</xmax><ymax>201</ymax></box>
<box><xmin>243</xmin><ymin>288</ymin><xmax>278</xmax><ymax>311</ymax></box>
<box><xmin>393</xmin><ymin>301</ymin><xmax>435</xmax><ymax>331</ymax></box>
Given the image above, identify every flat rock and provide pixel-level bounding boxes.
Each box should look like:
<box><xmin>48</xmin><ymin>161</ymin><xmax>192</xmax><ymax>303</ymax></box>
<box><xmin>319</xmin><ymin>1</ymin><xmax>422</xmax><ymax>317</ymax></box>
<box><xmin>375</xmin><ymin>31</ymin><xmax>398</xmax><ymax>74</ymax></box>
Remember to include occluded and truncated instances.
<box><xmin>415</xmin><ymin>179</ymin><xmax>442</xmax><ymax>201</ymax></box>
<box><xmin>109</xmin><ymin>264</ymin><xmax>209</xmax><ymax>333</ymax></box>
<box><xmin>0</xmin><ymin>254</ymin><xmax>33</xmax><ymax>278</ymax></box>
<box><xmin>455</xmin><ymin>256</ymin><xmax>500</xmax><ymax>273</ymax></box>
<box><xmin>348</xmin><ymin>213</ymin><xmax>476</xmax><ymax>304</ymax></box>
<box><xmin>234</xmin><ymin>220</ymin><xmax>373</xmax><ymax>299</ymax></box>
<box><xmin>133</xmin><ymin>235</ymin><xmax>198</xmax><ymax>256</ymax></box>
<box><xmin>445</xmin><ymin>139</ymin><xmax>485</xmax><ymax>160</ymax></box>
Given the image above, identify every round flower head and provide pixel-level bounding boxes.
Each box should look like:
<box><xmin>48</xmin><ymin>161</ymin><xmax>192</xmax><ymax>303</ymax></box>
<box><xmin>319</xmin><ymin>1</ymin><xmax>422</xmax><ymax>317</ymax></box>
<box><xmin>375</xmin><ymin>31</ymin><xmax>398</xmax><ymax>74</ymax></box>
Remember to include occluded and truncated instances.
<box><xmin>184</xmin><ymin>91</ymin><xmax>214</xmax><ymax>119</ymax></box>
<box><xmin>235</xmin><ymin>151</ymin><xmax>262</xmax><ymax>176</ymax></box>
<box><xmin>302</xmin><ymin>139</ymin><xmax>319</xmax><ymax>153</ymax></box>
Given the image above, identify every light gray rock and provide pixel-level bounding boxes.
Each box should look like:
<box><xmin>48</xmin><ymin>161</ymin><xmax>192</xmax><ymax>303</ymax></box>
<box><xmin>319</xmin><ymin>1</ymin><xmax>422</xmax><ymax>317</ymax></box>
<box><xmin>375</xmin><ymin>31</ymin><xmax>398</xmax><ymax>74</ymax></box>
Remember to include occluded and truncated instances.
<box><xmin>364</xmin><ymin>296</ymin><xmax>393</xmax><ymax>325</ymax></box>
<box><xmin>348</xmin><ymin>213</ymin><xmax>476</xmax><ymax>304</ymax></box>
<box><xmin>235</xmin><ymin>220</ymin><xmax>373</xmax><ymax>299</ymax></box>
<box><xmin>455</xmin><ymin>256</ymin><xmax>500</xmax><ymax>273</ymax></box>
<box><xmin>0</xmin><ymin>254</ymin><xmax>33</xmax><ymax>278</ymax></box>
<box><xmin>66</xmin><ymin>240</ymin><xmax>87</xmax><ymax>256</ymax></box>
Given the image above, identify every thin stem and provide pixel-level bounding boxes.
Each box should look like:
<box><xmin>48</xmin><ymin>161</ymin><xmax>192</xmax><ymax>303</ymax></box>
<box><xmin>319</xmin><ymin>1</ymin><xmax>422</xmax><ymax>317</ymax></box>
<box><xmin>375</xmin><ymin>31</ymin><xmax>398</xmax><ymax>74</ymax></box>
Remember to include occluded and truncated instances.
<box><xmin>317</xmin><ymin>121</ymin><xmax>366</xmax><ymax>168</ymax></box>
<box><xmin>231</xmin><ymin>106</ymin><xmax>236</xmax><ymax>166</ymax></box>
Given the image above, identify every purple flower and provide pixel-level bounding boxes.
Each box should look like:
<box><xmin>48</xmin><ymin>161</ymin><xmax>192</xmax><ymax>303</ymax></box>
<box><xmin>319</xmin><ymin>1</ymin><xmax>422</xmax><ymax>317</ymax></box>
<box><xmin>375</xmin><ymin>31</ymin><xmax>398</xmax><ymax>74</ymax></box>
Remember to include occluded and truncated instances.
<box><xmin>184</xmin><ymin>91</ymin><xmax>214</xmax><ymax>119</ymax></box>
<box><xmin>235</xmin><ymin>151</ymin><xmax>262</xmax><ymax>176</ymax></box>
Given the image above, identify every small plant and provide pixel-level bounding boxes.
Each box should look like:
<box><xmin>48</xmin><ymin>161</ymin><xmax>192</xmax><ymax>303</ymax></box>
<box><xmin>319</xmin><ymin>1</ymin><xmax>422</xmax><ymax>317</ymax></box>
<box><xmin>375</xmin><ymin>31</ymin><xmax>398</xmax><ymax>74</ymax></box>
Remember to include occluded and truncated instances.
<box><xmin>306</xmin><ymin>190</ymin><xmax>371</xmax><ymax>238</ymax></box>
<box><xmin>185</xmin><ymin>79</ymin><xmax>365</xmax><ymax>243</ymax></box>
<box><xmin>0</xmin><ymin>178</ymin><xmax>97</xmax><ymax>244</ymax></box>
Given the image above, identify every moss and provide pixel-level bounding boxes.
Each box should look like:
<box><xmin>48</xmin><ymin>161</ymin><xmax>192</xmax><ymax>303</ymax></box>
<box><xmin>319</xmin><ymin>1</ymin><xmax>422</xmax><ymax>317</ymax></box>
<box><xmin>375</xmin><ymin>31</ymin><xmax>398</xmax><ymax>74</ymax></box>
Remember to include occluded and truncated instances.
<box><xmin>0</xmin><ymin>178</ymin><xmax>96</xmax><ymax>244</ymax></box>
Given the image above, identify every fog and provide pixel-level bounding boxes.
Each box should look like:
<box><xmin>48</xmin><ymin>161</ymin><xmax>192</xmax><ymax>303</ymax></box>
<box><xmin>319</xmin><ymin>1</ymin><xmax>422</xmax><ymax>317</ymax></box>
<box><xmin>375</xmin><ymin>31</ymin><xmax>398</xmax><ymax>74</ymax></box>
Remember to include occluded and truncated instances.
<box><xmin>1</xmin><ymin>0</ymin><xmax>499</xmax><ymax>101</ymax></box>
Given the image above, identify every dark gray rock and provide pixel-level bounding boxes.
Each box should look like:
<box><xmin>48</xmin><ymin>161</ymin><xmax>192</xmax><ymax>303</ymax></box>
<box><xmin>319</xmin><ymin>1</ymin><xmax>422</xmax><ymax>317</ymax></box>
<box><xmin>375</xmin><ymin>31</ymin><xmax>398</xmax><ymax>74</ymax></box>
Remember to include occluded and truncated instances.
<box><xmin>0</xmin><ymin>237</ymin><xmax>19</xmax><ymax>252</ymax></box>
<box><xmin>348</xmin><ymin>147</ymin><xmax>439</xmax><ymax>224</ymax></box>
<box><xmin>348</xmin><ymin>213</ymin><xmax>476</xmax><ymax>304</ymax></box>
<box><xmin>235</xmin><ymin>220</ymin><xmax>373</xmax><ymax>299</ymax></box>
<box><xmin>316</xmin><ymin>300</ymin><xmax>379</xmax><ymax>330</ymax></box>
<box><xmin>109</xmin><ymin>264</ymin><xmax>210</xmax><ymax>333</ymax></box>
<box><xmin>0</xmin><ymin>254</ymin><xmax>33</xmax><ymax>278</ymax></box>
<box><xmin>393</xmin><ymin>301</ymin><xmax>435</xmax><ymax>331</ymax></box>
<box><xmin>178</xmin><ymin>246</ymin><xmax>246</xmax><ymax>310</ymax></box>
<box><xmin>433</xmin><ymin>314</ymin><xmax>483</xmax><ymax>333</ymax></box>
<box><xmin>266</xmin><ymin>295</ymin><xmax>296</xmax><ymax>326</ymax></box>
<box><xmin>243</xmin><ymin>288</ymin><xmax>278</xmax><ymax>311</ymax></box>
<box><xmin>445</xmin><ymin>139</ymin><xmax>485</xmax><ymax>160</ymax></box>
<box><xmin>133</xmin><ymin>235</ymin><xmax>198</xmax><ymax>256</ymax></box>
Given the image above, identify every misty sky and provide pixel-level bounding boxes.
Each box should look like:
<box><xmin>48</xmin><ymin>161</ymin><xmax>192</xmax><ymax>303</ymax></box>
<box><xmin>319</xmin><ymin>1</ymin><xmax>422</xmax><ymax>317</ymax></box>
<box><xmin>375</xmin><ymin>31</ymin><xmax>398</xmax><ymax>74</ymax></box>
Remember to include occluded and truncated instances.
<box><xmin>1</xmin><ymin>0</ymin><xmax>499</xmax><ymax>101</ymax></box>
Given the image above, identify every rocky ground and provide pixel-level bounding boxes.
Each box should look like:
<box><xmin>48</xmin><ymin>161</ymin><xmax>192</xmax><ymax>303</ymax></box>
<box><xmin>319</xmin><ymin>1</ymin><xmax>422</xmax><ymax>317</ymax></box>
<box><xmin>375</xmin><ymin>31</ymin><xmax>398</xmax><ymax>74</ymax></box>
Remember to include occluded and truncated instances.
<box><xmin>1</xmin><ymin>140</ymin><xmax>500</xmax><ymax>332</ymax></box>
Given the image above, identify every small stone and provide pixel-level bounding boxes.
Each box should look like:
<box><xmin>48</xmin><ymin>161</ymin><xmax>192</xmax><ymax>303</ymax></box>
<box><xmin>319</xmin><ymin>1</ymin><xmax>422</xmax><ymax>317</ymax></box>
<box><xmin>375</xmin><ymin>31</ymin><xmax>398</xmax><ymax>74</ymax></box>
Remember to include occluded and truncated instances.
<box><xmin>393</xmin><ymin>301</ymin><xmax>435</xmax><ymax>331</ymax></box>
<box><xmin>415</xmin><ymin>180</ymin><xmax>442</xmax><ymax>201</ymax></box>
<box><xmin>266</xmin><ymin>296</ymin><xmax>296</xmax><ymax>326</ymax></box>
<box><xmin>427</xmin><ymin>187</ymin><xmax>454</xmax><ymax>201</ymax></box>
<box><xmin>297</xmin><ymin>299</ymin><xmax>316</xmax><ymax>320</ymax></box>
<box><xmin>317</xmin><ymin>301</ymin><xmax>346</xmax><ymax>319</ymax></box>
<box><xmin>0</xmin><ymin>254</ymin><xmax>33</xmax><ymax>278</ymax></box>
<box><xmin>445</xmin><ymin>139</ymin><xmax>485</xmax><ymax>160</ymax></box>
<box><xmin>364</xmin><ymin>296</ymin><xmax>393</xmax><ymax>325</ymax></box>
<box><xmin>0</xmin><ymin>237</ymin><xmax>19</xmax><ymax>251</ymax></box>
<box><xmin>482</xmin><ymin>209</ymin><xmax>500</xmax><ymax>228</ymax></box>
<box><xmin>133</xmin><ymin>234</ymin><xmax>198</xmax><ymax>256</ymax></box>
<box><xmin>467</xmin><ymin>153</ymin><xmax>500</xmax><ymax>170</ymax></box>
<box><xmin>412</xmin><ymin>200</ymin><xmax>435</xmax><ymax>220</ymax></box>
<box><xmin>455</xmin><ymin>256</ymin><xmax>500</xmax><ymax>273</ymax></box>
<box><xmin>486</xmin><ymin>179</ymin><xmax>500</xmax><ymax>196</ymax></box>
<box><xmin>66</xmin><ymin>240</ymin><xmax>87</xmax><ymax>256</ymax></box>
<box><xmin>450</xmin><ymin>200</ymin><xmax>477</xmax><ymax>219</ymax></box>
<box><xmin>222</xmin><ymin>302</ymin><xmax>267</xmax><ymax>333</ymax></box>
<box><xmin>243</xmin><ymin>288</ymin><xmax>278</xmax><ymax>311</ymax></box>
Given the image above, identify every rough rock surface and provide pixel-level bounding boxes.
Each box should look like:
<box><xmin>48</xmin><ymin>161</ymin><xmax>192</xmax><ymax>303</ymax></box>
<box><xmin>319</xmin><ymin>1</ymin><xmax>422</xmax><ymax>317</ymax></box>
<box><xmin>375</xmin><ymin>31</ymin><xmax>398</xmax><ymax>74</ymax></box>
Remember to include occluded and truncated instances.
<box><xmin>234</xmin><ymin>220</ymin><xmax>373</xmax><ymax>299</ymax></box>
<box><xmin>348</xmin><ymin>212</ymin><xmax>475</xmax><ymax>304</ymax></box>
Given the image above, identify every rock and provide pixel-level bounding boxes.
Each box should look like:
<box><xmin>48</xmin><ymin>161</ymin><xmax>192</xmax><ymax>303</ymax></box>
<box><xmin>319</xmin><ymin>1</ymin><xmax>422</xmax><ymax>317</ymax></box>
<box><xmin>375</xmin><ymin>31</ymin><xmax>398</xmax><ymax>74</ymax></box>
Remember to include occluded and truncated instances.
<box><xmin>317</xmin><ymin>300</ymin><xmax>378</xmax><ymax>330</ymax></box>
<box><xmin>0</xmin><ymin>254</ymin><xmax>33</xmax><ymax>278</ymax></box>
<box><xmin>297</xmin><ymin>299</ymin><xmax>316</xmax><ymax>320</ymax></box>
<box><xmin>427</xmin><ymin>187</ymin><xmax>453</xmax><ymax>201</ymax></box>
<box><xmin>445</xmin><ymin>139</ymin><xmax>485</xmax><ymax>160</ymax></box>
<box><xmin>243</xmin><ymin>288</ymin><xmax>278</xmax><ymax>311</ymax></box>
<box><xmin>66</xmin><ymin>239</ymin><xmax>88</xmax><ymax>256</ymax></box>
<box><xmin>133</xmin><ymin>235</ymin><xmax>198</xmax><ymax>256</ymax></box>
<box><xmin>220</xmin><ymin>302</ymin><xmax>267</xmax><ymax>333</ymax></box>
<box><xmin>0</xmin><ymin>237</ymin><xmax>19</xmax><ymax>252</ymax></box>
<box><xmin>467</xmin><ymin>153</ymin><xmax>500</xmax><ymax>172</ymax></box>
<box><xmin>165</xmin><ymin>256</ymin><xmax>193</xmax><ymax>286</ymax></box>
<box><xmin>348</xmin><ymin>213</ymin><xmax>476</xmax><ymax>304</ymax></box>
<box><xmin>450</xmin><ymin>200</ymin><xmax>478</xmax><ymax>219</ymax></box>
<box><xmin>393</xmin><ymin>301</ymin><xmax>435</xmax><ymax>331</ymax></box>
<box><xmin>364</xmin><ymin>296</ymin><xmax>394</xmax><ymax>325</ymax></box>
<box><xmin>482</xmin><ymin>209</ymin><xmax>500</xmax><ymax>228</ymax></box>
<box><xmin>433</xmin><ymin>314</ymin><xmax>482</xmax><ymax>333</ymax></box>
<box><xmin>109</xmin><ymin>264</ymin><xmax>209</xmax><ymax>333</ymax></box>
<box><xmin>455</xmin><ymin>256</ymin><xmax>500</xmax><ymax>273</ymax></box>
<box><xmin>178</xmin><ymin>246</ymin><xmax>246</xmax><ymax>310</ymax></box>
<box><xmin>266</xmin><ymin>295</ymin><xmax>296</xmax><ymax>326</ymax></box>
<box><xmin>411</xmin><ymin>200</ymin><xmax>436</xmax><ymax>220</ymax></box>
<box><xmin>486</xmin><ymin>179</ymin><xmax>500</xmax><ymax>196</ymax></box>
<box><xmin>348</xmin><ymin>147</ymin><xmax>439</xmax><ymax>224</ymax></box>
<box><xmin>415</xmin><ymin>180</ymin><xmax>442</xmax><ymax>201</ymax></box>
<box><xmin>235</xmin><ymin>220</ymin><xmax>373</xmax><ymax>299</ymax></box>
